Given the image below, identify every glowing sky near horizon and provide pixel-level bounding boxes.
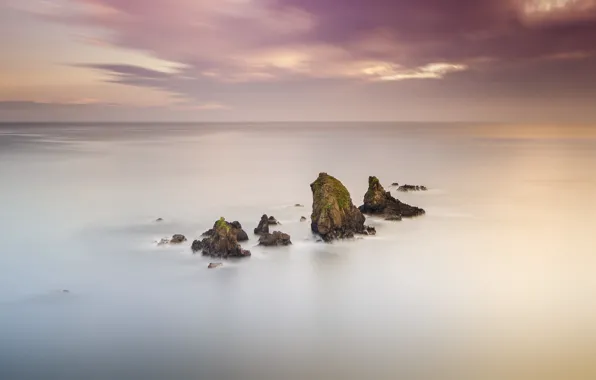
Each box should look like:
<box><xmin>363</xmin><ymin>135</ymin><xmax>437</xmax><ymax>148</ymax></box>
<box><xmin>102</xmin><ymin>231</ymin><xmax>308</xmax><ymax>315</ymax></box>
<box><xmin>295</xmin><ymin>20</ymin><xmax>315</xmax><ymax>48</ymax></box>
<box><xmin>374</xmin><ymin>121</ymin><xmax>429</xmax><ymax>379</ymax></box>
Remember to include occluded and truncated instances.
<box><xmin>1</xmin><ymin>0</ymin><xmax>596</xmax><ymax>121</ymax></box>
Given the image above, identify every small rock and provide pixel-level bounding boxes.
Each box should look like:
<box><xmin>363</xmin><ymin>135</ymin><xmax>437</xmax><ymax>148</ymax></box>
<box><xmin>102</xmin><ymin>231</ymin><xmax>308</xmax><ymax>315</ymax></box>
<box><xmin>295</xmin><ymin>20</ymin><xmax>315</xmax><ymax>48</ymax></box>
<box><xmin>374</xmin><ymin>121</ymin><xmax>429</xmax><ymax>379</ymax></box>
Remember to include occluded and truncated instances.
<box><xmin>170</xmin><ymin>234</ymin><xmax>187</xmax><ymax>244</ymax></box>
<box><xmin>157</xmin><ymin>238</ymin><xmax>170</xmax><ymax>246</ymax></box>
<box><xmin>300</xmin><ymin>216</ymin><xmax>307</xmax><ymax>222</ymax></box>
<box><xmin>268</xmin><ymin>216</ymin><xmax>280</xmax><ymax>225</ymax></box>
<box><xmin>155</xmin><ymin>218</ymin><xmax>164</xmax><ymax>222</ymax></box>
<box><xmin>208</xmin><ymin>263</ymin><xmax>223</xmax><ymax>269</ymax></box>
<box><xmin>398</xmin><ymin>184</ymin><xmax>428</xmax><ymax>192</ymax></box>
<box><xmin>62</xmin><ymin>289</ymin><xmax>70</xmax><ymax>293</ymax></box>
<box><xmin>259</xmin><ymin>231</ymin><xmax>292</xmax><ymax>246</ymax></box>
<box><xmin>391</xmin><ymin>183</ymin><xmax>399</xmax><ymax>187</ymax></box>
<box><xmin>295</xmin><ymin>204</ymin><xmax>304</xmax><ymax>207</ymax></box>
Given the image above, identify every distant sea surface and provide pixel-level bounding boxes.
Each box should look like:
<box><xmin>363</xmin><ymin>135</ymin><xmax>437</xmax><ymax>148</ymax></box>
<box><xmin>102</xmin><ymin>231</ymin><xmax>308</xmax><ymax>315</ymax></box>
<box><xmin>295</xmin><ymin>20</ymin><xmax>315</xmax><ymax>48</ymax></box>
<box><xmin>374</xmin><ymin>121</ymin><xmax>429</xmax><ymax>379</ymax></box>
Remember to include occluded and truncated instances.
<box><xmin>1</xmin><ymin>122</ymin><xmax>595</xmax><ymax>380</ymax></box>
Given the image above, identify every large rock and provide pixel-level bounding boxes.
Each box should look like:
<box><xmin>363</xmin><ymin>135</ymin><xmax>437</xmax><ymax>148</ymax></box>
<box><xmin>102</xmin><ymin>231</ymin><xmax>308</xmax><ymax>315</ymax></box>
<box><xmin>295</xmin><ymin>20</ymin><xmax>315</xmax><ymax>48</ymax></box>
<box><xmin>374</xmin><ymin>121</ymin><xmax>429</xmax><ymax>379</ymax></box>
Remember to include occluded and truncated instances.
<box><xmin>254</xmin><ymin>214</ymin><xmax>270</xmax><ymax>235</ymax></box>
<box><xmin>259</xmin><ymin>231</ymin><xmax>292</xmax><ymax>246</ymax></box>
<box><xmin>191</xmin><ymin>217</ymin><xmax>251</xmax><ymax>258</ymax></box>
<box><xmin>359</xmin><ymin>176</ymin><xmax>425</xmax><ymax>220</ymax></box>
<box><xmin>310</xmin><ymin>173</ymin><xmax>375</xmax><ymax>242</ymax></box>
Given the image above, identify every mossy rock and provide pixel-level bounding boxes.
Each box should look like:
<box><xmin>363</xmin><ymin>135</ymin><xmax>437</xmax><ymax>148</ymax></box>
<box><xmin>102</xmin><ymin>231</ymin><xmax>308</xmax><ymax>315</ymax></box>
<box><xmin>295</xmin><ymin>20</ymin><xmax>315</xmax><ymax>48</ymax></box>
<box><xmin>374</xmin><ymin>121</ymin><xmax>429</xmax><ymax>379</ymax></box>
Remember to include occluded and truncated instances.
<box><xmin>310</xmin><ymin>173</ymin><xmax>368</xmax><ymax>241</ymax></box>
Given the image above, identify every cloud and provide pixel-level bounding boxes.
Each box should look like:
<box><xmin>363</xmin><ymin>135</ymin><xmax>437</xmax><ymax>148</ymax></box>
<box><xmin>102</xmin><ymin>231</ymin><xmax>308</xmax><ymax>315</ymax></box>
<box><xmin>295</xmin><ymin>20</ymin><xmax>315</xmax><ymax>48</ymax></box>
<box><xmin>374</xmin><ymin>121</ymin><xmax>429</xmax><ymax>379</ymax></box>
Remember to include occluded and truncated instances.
<box><xmin>15</xmin><ymin>0</ymin><xmax>594</xmax><ymax>114</ymax></box>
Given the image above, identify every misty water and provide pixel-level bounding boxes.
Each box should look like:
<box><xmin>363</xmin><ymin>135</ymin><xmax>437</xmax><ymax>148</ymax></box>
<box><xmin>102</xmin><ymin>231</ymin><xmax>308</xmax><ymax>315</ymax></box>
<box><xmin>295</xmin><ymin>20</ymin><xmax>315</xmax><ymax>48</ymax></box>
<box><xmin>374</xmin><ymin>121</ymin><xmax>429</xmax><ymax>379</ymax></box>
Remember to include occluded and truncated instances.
<box><xmin>1</xmin><ymin>122</ymin><xmax>595</xmax><ymax>380</ymax></box>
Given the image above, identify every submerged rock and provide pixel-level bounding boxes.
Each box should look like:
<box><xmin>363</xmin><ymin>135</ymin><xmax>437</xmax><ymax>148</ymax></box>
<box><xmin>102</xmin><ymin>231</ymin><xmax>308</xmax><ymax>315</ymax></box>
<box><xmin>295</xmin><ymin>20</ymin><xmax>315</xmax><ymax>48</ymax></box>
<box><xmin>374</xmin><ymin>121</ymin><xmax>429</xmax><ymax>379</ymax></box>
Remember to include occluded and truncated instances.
<box><xmin>259</xmin><ymin>231</ymin><xmax>292</xmax><ymax>246</ymax></box>
<box><xmin>208</xmin><ymin>263</ymin><xmax>223</xmax><ymax>269</ymax></box>
<box><xmin>398</xmin><ymin>184</ymin><xmax>428</xmax><ymax>192</ymax></box>
<box><xmin>300</xmin><ymin>216</ymin><xmax>307</xmax><ymax>222</ymax></box>
<box><xmin>155</xmin><ymin>218</ymin><xmax>164</xmax><ymax>222</ymax></box>
<box><xmin>359</xmin><ymin>176</ymin><xmax>425</xmax><ymax>219</ymax></box>
<box><xmin>157</xmin><ymin>234</ymin><xmax>187</xmax><ymax>245</ymax></box>
<box><xmin>254</xmin><ymin>214</ymin><xmax>270</xmax><ymax>235</ymax></box>
<box><xmin>191</xmin><ymin>217</ymin><xmax>251</xmax><ymax>258</ymax></box>
<box><xmin>310</xmin><ymin>172</ymin><xmax>373</xmax><ymax>242</ymax></box>
<box><xmin>295</xmin><ymin>204</ymin><xmax>304</xmax><ymax>207</ymax></box>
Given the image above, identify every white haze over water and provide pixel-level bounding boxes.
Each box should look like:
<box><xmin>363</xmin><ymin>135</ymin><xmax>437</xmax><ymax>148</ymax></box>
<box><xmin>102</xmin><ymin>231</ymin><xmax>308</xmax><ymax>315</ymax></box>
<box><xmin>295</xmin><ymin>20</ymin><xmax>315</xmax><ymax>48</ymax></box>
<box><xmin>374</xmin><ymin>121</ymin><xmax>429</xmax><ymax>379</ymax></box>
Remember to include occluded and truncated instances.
<box><xmin>0</xmin><ymin>122</ymin><xmax>595</xmax><ymax>380</ymax></box>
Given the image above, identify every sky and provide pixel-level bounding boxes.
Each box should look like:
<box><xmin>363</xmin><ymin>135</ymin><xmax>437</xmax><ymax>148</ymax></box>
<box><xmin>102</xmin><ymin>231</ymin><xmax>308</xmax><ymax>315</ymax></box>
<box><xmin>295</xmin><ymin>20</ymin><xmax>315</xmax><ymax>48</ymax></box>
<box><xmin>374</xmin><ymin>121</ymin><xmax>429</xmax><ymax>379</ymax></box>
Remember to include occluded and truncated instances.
<box><xmin>1</xmin><ymin>0</ymin><xmax>595</xmax><ymax>122</ymax></box>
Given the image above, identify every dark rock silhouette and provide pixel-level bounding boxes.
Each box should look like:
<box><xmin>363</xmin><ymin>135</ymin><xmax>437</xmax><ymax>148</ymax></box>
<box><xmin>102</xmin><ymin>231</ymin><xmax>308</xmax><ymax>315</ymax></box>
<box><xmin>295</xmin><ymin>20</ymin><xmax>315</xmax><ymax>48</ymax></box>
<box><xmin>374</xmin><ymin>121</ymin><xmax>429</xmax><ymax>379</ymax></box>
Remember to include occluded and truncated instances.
<box><xmin>259</xmin><ymin>231</ymin><xmax>292</xmax><ymax>246</ymax></box>
<box><xmin>359</xmin><ymin>176</ymin><xmax>425</xmax><ymax>220</ymax></box>
<box><xmin>155</xmin><ymin>218</ymin><xmax>164</xmax><ymax>222</ymax></box>
<box><xmin>398</xmin><ymin>184</ymin><xmax>428</xmax><ymax>192</ymax></box>
<box><xmin>208</xmin><ymin>263</ymin><xmax>223</xmax><ymax>269</ymax></box>
<box><xmin>192</xmin><ymin>217</ymin><xmax>251</xmax><ymax>258</ymax></box>
<box><xmin>254</xmin><ymin>214</ymin><xmax>270</xmax><ymax>235</ymax></box>
<box><xmin>295</xmin><ymin>204</ymin><xmax>304</xmax><ymax>207</ymax></box>
<box><xmin>310</xmin><ymin>172</ymin><xmax>375</xmax><ymax>242</ymax></box>
<box><xmin>268</xmin><ymin>216</ymin><xmax>280</xmax><ymax>225</ymax></box>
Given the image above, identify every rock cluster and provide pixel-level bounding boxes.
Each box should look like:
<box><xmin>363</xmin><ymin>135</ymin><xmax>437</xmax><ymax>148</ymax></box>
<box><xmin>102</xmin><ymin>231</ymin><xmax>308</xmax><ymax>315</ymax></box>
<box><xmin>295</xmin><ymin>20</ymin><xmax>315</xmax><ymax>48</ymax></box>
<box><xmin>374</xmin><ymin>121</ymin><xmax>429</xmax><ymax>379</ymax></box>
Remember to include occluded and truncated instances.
<box><xmin>203</xmin><ymin>220</ymin><xmax>248</xmax><ymax>242</ymax></box>
<box><xmin>310</xmin><ymin>172</ymin><xmax>376</xmax><ymax>242</ymax></box>
<box><xmin>359</xmin><ymin>176</ymin><xmax>425</xmax><ymax>220</ymax></box>
<box><xmin>192</xmin><ymin>217</ymin><xmax>251</xmax><ymax>258</ymax></box>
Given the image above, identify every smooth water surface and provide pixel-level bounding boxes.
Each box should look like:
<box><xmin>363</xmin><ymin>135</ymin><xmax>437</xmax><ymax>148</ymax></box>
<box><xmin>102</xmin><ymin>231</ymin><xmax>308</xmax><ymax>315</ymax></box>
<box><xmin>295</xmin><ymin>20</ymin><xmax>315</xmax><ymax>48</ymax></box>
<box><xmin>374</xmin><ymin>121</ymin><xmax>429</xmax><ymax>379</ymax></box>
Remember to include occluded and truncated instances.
<box><xmin>1</xmin><ymin>122</ymin><xmax>595</xmax><ymax>380</ymax></box>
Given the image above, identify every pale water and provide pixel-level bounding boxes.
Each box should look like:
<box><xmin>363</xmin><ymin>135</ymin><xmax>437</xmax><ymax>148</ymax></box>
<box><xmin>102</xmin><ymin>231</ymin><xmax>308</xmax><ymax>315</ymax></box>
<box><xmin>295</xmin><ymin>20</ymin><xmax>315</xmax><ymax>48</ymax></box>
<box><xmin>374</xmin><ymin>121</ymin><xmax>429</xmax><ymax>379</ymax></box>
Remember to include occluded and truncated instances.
<box><xmin>0</xmin><ymin>122</ymin><xmax>595</xmax><ymax>380</ymax></box>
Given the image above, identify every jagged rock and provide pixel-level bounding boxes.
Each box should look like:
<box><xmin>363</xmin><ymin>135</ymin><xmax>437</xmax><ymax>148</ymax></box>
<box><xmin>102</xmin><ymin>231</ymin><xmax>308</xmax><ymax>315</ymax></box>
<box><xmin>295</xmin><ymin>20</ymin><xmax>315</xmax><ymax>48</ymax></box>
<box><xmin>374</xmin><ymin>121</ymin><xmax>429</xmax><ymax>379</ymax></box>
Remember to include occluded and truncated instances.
<box><xmin>310</xmin><ymin>172</ymin><xmax>373</xmax><ymax>242</ymax></box>
<box><xmin>268</xmin><ymin>216</ymin><xmax>280</xmax><ymax>225</ymax></box>
<box><xmin>398</xmin><ymin>184</ymin><xmax>428</xmax><ymax>192</ymax></box>
<box><xmin>254</xmin><ymin>214</ymin><xmax>270</xmax><ymax>235</ymax></box>
<box><xmin>359</xmin><ymin>176</ymin><xmax>425</xmax><ymax>219</ymax></box>
<box><xmin>170</xmin><ymin>234</ymin><xmax>187</xmax><ymax>244</ymax></box>
<box><xmin>208</xmin><ymin>263</ymin><xmax>223</xmax><ymax>269</ymax></box>
<box><xmin>191</xmin><ymin>217</ymin><xmax>251</xmax><ymax>258</ymax></box>
<box><xmin>300</xmin><ymin>216</ymin><xmax>307</xmax><ymax>222</ymax></box>
<box><xmin>259</xmin><ymin>231</ymin><xmax>292</xmax><ymax>246</ymax></box>
<box><xmin>202</xmin><ymin>220</ymin><xmax>248</xmax><ymax>242</ymax></box>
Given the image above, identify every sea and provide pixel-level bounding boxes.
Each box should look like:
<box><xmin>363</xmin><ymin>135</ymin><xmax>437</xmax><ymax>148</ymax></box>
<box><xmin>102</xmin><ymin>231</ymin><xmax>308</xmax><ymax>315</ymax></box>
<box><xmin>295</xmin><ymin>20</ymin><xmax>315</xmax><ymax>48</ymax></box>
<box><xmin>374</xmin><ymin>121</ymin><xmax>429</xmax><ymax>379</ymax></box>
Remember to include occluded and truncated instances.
<box><xmin>0</xmin><ymin>122</ymin><xmax>595</xmax><ymax>380</ymax></box>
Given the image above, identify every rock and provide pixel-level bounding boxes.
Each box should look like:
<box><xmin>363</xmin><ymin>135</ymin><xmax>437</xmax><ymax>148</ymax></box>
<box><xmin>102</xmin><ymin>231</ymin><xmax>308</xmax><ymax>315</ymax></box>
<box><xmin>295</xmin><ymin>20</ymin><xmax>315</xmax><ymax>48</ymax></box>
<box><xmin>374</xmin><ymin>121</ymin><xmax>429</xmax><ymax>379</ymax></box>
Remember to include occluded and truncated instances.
<box><xmin>360</xmin><ymin>176</ymin><xmax>425</xmax><ymax>219</ymax></box>
<box><xmin>300</xmin><ymin>216</ymin><xmax>307</xmax><ymax>222</ymax></box>
<box><xmin>62</xmin><ymin>289</ymin><xmax>69</xmax><ymax>293</ymax></box>
<box><xmin>310</xmin><ymin>172</ymin><xmax>373</xmax><ymax>242</ymax></box>
<box><xmin>208</xmin><ymin>263</ymin><xmax>223</xmax><ymax>269</ymax></box>
<box><xmin>259</xmin><ymin>231</ymin><xmax>292</xmax><ymax>246</ymax></box>
<box><xmin>157</xmin><ymin>238</ymin><xmax>170</xmax><ymax>246</ymax></box>
<box><xmin>191</xmin><ymin>217</ymin><xmax>251</xmax><ymax>258</ymax></box>
<box><xmin>268</xmin><ymin>216</ymin><xmax>280</xmax><ymax>225</ymax></box>
<box><xmin>170</xmin><ymin>234</ymin><xmax>187</xmax><ymax>244</ymax></box>
<box><xmin>391</xmin><ymin>183</ymin><xmax>399</xmax><ymax>187</ymax></box>
<box><xmin>295</xmin><ymin>204</ymin><xmax>304</xmax><ymax>207</ymax></box>
<box><xmin>398</xmin><ymin>184</ymin><xmax>428</xmax><ymax>192</ymax></box>
<box><xmin>365</xmin><ymin>226</ymin><xmax>377</xmax><ymax>235</ymax></box>
<box><xmin>155</xmin><ymin>218</ymin><xmax>164</xmax><ymax>222</ymax></box>
<box><xmin>202</xmin><ymin>220</ymin><xmax>248</xmax><ymax>242</ymax></box>
<box><xmin>254</xmin><ymin>214</ymin><xmax>270</xmax><ymax>235</ymax></box>
<box><xmin>384</xmin><ymin>215</ymin><xmax>403</xmax><ymax>221</ymax></box>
